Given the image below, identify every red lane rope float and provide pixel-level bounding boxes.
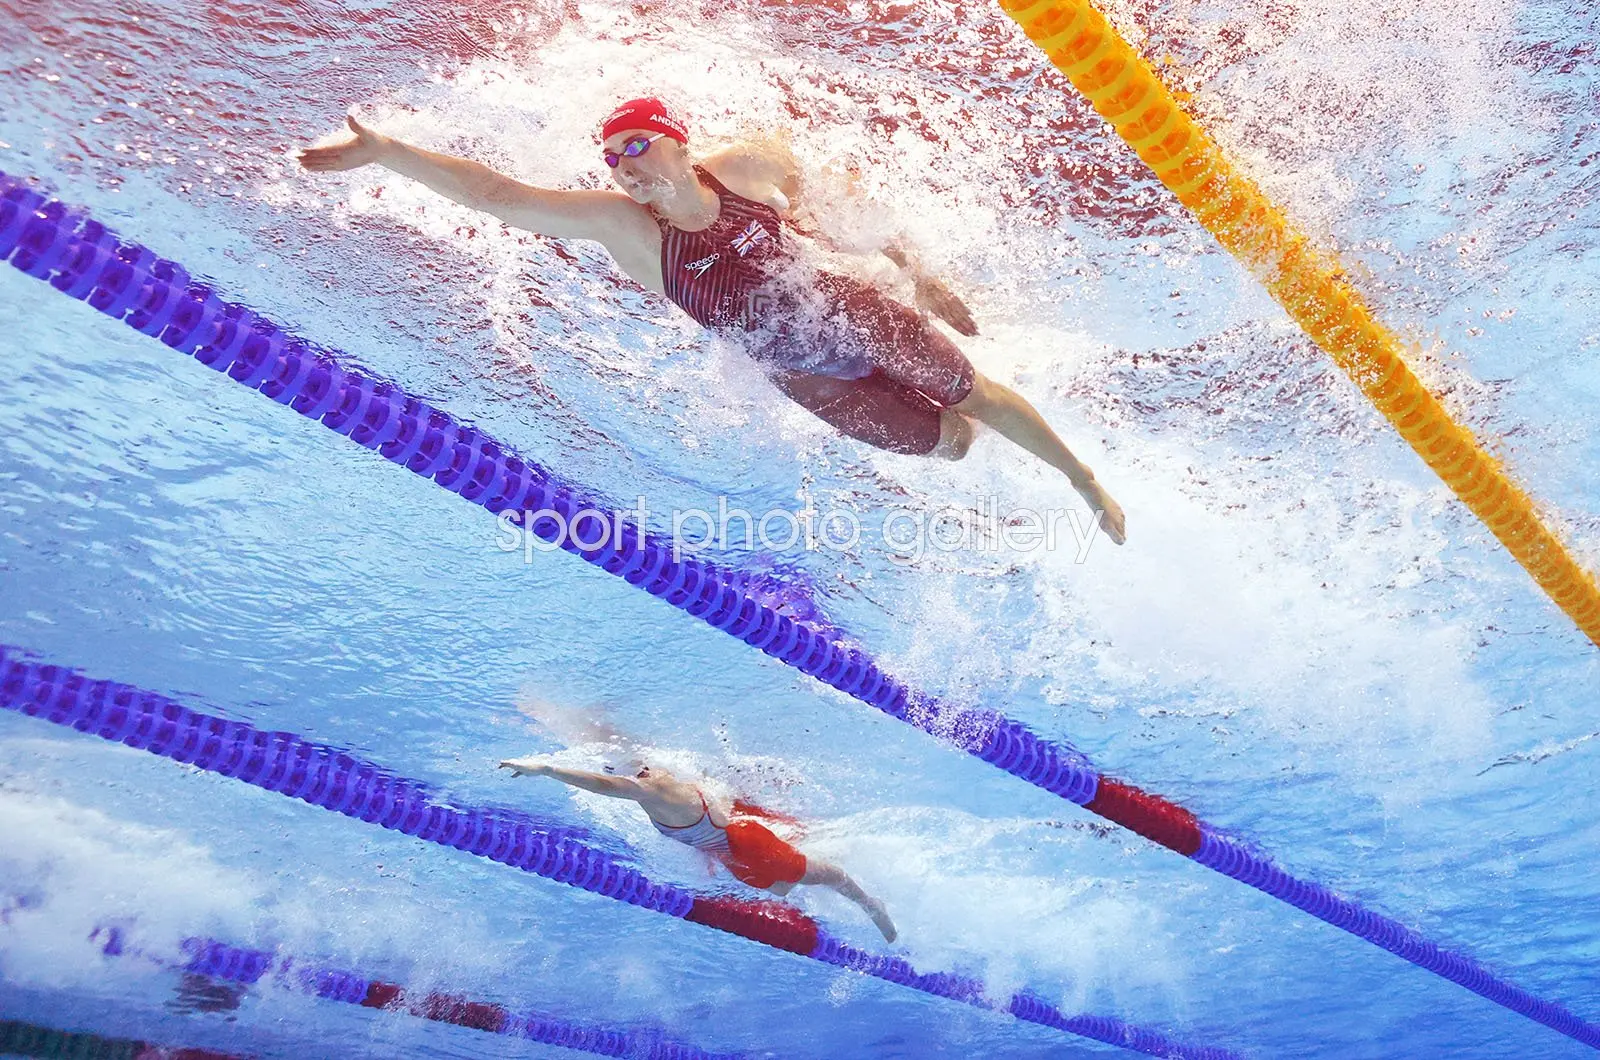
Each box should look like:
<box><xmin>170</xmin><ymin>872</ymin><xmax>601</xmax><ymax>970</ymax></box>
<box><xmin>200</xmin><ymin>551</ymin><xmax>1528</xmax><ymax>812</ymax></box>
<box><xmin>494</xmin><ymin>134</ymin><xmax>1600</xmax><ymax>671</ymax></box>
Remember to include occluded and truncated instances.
<box><xmin>1086</xmin><ymin>778</ymin><xmax>1202</xmax><ymax>856</ymax></box>
<box><xmin>164</xmin><ymin>934</ymin><xmax>743</xmax><ymax>1058</ymax></box>
<box><xmin>0</xmin><ymin>648</ymin><xmax>1237</xmax><ymax>1060</ymax></box>
<box><xmin>2</xmin><ymin>170</ymin><xmax>1591</xmax><ymax>1048</ymax></box>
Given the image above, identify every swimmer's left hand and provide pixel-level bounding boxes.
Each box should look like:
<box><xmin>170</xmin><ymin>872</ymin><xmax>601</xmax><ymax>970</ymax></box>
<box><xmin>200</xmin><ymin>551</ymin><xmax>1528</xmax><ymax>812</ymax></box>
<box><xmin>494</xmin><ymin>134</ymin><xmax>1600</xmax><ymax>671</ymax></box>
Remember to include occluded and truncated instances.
<box><xmin>913</xmin><ymin>275</ymin><xmax>978</xmax><ymax>337</ymax></box>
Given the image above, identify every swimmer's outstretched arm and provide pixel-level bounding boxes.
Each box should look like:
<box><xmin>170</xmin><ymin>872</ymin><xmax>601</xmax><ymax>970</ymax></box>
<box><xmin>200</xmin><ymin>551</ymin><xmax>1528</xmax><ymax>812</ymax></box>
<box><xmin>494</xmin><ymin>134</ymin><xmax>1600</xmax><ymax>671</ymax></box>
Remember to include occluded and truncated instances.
<box><xmin>297</xmin><ymin>115</ymin><xmax>647</xmax><ymax>245</ymax></box>
<box><xmin>498</xmin><ymin>758</ymin><xmax>646</xmax><ymax>801</ymax></box>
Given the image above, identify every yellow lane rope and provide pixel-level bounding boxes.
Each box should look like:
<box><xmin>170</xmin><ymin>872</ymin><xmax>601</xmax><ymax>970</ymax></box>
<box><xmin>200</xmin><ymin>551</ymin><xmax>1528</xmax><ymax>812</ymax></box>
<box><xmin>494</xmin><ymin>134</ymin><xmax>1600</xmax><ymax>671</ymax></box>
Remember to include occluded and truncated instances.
<box><xmin>997</xmin><ymin>0</ymin><xmax>1600</xmax><ymax>646</ymax></box>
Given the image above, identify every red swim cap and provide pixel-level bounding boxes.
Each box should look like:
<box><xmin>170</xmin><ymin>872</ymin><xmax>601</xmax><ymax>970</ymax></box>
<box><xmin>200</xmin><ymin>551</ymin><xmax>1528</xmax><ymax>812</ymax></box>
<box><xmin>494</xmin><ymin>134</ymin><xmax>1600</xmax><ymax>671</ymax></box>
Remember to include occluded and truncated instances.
<box><xmin>600</xmin><ymin>97</ymin><xmax>689</xmax><ymax>144</ymax></box>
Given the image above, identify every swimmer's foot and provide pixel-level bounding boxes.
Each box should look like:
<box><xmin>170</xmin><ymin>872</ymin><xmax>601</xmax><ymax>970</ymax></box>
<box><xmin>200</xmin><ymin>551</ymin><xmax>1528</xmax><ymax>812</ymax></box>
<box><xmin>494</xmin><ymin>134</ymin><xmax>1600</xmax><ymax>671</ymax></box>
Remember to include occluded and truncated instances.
<box><xmin>1075</xmin><ymin>479</ymin><xmax>1126</xmax><ymax>545</ymax></box>
<box><xmin>864</xmin><ymin>897</ymin><xmax>898</xmax><ymax>944</ymax></box>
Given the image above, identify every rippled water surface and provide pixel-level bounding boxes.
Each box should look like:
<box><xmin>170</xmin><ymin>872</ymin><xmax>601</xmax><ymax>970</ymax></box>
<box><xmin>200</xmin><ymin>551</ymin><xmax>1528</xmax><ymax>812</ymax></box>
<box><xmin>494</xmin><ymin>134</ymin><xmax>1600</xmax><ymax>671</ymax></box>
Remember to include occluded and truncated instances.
<box><xmin>1</xmin><ymin>0</ymin><xmax>1597</xmax><ymax>1057</ymax></box>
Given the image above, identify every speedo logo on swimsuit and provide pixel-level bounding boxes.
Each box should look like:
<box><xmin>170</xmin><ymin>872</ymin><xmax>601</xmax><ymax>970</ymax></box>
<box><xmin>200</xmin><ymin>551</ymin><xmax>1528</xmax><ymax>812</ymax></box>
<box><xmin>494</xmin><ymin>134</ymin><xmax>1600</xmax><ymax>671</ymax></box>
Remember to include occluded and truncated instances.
<box><xmin>684</xmin><ymin>252</ymin><xmax>719</xmax><ymax>276</ymax></box>
<box><xmin>731</xmin><ymin>219</ymin><xmax>770</xmax><ymax>257</ymax></box>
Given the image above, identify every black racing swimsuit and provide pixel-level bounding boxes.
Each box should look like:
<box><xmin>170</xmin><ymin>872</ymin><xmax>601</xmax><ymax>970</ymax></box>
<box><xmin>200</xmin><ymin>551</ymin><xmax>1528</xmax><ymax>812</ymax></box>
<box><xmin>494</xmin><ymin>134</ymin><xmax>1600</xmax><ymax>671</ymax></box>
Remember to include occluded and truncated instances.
<box><xmin>653</xmin><ymin>166</ymin><xmax>976</xmax><ymax>455</ymax></box>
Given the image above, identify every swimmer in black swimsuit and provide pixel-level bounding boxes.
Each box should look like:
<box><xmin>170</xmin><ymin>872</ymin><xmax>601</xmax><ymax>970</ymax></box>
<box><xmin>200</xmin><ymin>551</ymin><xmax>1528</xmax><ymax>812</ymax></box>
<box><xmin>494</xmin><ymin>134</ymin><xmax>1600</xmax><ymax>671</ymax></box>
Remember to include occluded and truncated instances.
<box><xmin>297</xmin><ymin>98</ymin><xmax>1128</xmax><ymax>543</ymax></box>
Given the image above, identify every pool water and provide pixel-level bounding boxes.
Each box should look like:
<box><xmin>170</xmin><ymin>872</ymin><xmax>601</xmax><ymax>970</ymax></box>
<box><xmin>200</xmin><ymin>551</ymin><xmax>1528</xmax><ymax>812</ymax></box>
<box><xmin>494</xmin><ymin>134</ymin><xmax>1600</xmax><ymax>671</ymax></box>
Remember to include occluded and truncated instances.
<box><xmin>1</xmin><ymin>0</ymin><xmax>1597</xmax><ymax>1057</ymax></box>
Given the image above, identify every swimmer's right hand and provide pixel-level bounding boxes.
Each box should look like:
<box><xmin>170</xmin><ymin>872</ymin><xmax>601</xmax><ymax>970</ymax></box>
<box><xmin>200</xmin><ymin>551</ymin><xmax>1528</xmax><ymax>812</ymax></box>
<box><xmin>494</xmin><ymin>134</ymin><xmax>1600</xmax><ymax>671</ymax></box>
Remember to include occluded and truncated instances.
<box><xmin>297</xmin><ymin>115</ymin><xmax>391</xmax><ymax>173</ymax></box>
<box><xmin>498</xmin><ymin>757</ymin><xmax>552</xmax><ymax>777</ymax></box>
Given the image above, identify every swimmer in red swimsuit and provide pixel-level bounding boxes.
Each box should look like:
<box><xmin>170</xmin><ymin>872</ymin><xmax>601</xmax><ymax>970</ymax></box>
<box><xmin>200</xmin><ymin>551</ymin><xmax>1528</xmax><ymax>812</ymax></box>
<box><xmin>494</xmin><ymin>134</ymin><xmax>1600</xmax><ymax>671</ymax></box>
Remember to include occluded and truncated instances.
<box><xmin>498</xmin><ymin>755</ymin><xmax>897</xmax><ymax>942</ymax></box>
<box><xmin>298</xmin><ymin>98</ymin><xmax>1127</xmax><ymax>543</ymax></box>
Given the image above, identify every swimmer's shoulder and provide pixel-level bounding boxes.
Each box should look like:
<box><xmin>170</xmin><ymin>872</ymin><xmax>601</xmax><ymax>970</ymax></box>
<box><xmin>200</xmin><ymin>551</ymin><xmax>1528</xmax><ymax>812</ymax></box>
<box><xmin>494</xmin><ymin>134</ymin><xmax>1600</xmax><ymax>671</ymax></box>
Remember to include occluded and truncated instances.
<box><xmin>638</xmin><ymin>774</ymin><xmax>719</xmax><ymax>824</ymax></box>
<box><xmin>585</xmin><ymin>188</ymin><xmax>664</xmax><ymax>245</ymax></box>
<box><xmin>701</xmin><ymin>139</ymin><xmax>798</xmax><ymax>213</ymax></box>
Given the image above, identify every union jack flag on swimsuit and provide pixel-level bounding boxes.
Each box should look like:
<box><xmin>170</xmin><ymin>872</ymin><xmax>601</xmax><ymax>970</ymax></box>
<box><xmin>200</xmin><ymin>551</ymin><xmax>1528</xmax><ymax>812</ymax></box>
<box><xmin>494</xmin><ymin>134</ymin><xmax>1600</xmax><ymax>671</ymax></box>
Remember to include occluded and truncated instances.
<box><xmin>655</xmin><ymin>167</ymin><xmax>787</xmax><ymax>328</ymax></box>
<box><xmin>731</xmin><ymin>219</ymin><xmax>771</xmax><ymax>257</ymax></box>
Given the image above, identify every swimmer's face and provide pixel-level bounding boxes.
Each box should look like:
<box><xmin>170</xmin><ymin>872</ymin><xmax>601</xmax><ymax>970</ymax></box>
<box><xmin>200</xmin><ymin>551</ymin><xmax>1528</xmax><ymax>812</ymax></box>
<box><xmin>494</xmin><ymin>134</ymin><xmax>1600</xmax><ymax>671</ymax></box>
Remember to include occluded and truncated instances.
<box><xmin>603</xmin><ymin>128</ymin><xmax>683</xmax><ymax>203</ymax></box>
<box><xmin>623</xmin><ymin>756</ymin><xmax>662</xmax><ymax>782</ymax></box>
<box><xmin>604</xmin><ymin>759</ymin><xmax>652</xmax><ymax>781</ymax></box>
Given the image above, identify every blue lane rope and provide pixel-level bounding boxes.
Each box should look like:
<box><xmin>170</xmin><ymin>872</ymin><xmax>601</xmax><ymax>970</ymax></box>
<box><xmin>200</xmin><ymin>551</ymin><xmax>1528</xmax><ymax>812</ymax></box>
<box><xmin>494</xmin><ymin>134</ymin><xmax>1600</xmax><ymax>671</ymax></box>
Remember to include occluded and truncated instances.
<box><xmin>0</xmin><ymin>647</ymin><xmax>1238</xmax><ymax>1060</ymax></box>
<box><xmin>1</xmin><ymin>169</ymin><xmax>1593</xmax><ymax>1049</ymax></box>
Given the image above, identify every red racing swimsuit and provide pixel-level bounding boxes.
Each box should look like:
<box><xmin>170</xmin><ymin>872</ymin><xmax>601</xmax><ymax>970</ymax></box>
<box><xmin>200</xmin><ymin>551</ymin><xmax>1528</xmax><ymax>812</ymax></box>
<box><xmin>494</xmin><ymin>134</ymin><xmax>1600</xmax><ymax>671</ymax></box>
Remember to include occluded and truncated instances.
<box><xmin>651</xmin><ymin>791</ymin><xmax>808</xmax><ymax>890</ymax></box>
<box><xmin>652</xmin><ymin>166</ymin><xmax>975</xmax><ymax>455</ymax></box>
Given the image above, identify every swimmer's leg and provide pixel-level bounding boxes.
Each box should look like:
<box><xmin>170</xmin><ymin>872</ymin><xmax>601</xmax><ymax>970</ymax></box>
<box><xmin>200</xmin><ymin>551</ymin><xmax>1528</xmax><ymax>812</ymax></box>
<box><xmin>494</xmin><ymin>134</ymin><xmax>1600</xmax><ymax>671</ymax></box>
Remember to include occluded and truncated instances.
<box><xmin>781</xmin><ymin>860</ymin><xmax>897</xmax><ymax>943</ymax></box>
<box><xmin>953</xmin><ymin>372</ymin><xmax>1127</xmax><ymax>545</ymax></box>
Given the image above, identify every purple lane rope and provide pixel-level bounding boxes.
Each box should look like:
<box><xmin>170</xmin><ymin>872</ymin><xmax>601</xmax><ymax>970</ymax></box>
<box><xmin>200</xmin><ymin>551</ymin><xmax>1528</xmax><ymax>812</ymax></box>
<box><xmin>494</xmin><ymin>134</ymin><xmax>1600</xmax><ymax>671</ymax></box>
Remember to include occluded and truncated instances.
<box><xmin>0</xmin><ymin>647</ymin><xmax>1237</xmax><ymax>1060</ymax></box>
<box><xmin>2</xmin><ymin>169</ymin><xmax>1594</xmax><ymax>1049</ymax></box>
<box><xmin>171</xmin><ymin>931</ymin><xmax>740</xmax><ymax>1059</ymax></box>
